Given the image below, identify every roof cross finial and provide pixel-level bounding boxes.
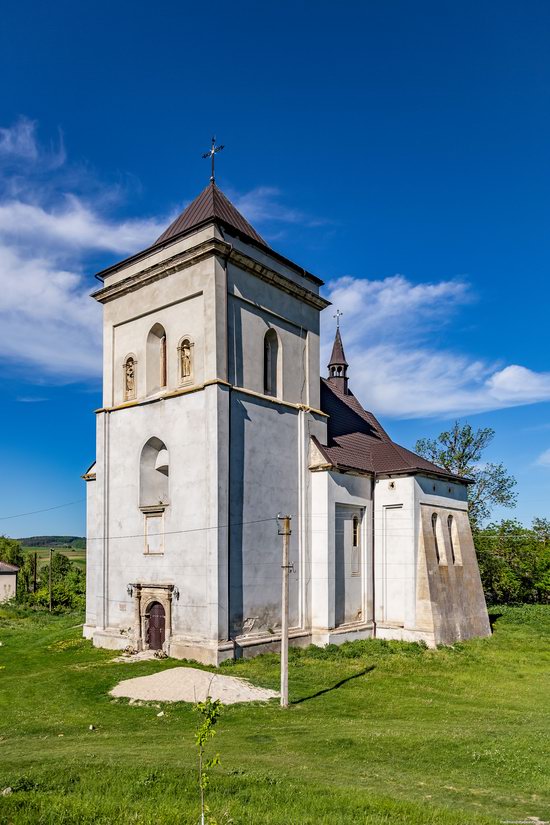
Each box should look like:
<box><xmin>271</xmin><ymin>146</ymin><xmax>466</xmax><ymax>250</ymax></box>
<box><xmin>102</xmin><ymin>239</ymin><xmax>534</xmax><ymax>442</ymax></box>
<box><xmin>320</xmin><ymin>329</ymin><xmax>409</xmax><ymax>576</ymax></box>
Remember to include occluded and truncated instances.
<box><xmin>202</xmin><ymin>136</ymin><xmax>224</xmax><ymax>183</ymax></box>
<box><xmin>334</xmin><ymin>309</ymin><xmax>343</xmax><ymax>329</ymax></box>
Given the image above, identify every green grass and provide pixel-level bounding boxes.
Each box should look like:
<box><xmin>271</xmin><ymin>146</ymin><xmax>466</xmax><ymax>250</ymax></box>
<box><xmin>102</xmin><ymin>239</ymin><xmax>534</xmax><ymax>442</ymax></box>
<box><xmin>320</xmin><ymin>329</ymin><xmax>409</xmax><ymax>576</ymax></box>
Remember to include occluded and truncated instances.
<box><xmin>21</xmin><ymin>546</ymin><xmax>87</xmax><ymax>572</ymax></box>
<box><xmin>0</xmin><ymin>605</ymin><xmax>548</xmax><ymax>824</ymax></box>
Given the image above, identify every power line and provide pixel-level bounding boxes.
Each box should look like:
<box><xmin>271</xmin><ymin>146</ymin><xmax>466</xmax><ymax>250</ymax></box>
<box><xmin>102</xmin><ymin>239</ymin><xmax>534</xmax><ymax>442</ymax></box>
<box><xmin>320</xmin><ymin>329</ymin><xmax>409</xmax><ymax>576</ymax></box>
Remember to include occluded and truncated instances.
<box><xmin>0</xmin><ymin>499</ymin><xmax>86</xmax><ymax>521</ymax></box>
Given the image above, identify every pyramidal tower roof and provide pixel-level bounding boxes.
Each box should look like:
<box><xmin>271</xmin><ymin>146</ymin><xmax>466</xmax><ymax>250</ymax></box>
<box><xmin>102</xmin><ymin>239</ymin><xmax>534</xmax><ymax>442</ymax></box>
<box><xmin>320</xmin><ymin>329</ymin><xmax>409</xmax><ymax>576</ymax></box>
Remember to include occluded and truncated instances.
<box><xmin>328</xmin><ymin>327</ymin><xmax>349</xmax><ymax>369</ymax></box>
<box><xmin>155</xmin><ymin>181</ymin><xmax>268</xmax><ymax>247</ymax></box>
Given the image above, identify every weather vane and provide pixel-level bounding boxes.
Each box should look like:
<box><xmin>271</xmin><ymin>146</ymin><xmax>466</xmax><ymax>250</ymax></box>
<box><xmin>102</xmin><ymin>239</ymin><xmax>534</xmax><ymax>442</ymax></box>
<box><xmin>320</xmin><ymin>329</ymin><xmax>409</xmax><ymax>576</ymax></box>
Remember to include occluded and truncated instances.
<box><xmin>334</xmin><ymin>309</ymin><xmax>343</xmax><ymax>329</ymax></box>
<box><xmin>202</xmin><ymin>136</ymin><xmax>224</xmax><ymax>183</ymax></box>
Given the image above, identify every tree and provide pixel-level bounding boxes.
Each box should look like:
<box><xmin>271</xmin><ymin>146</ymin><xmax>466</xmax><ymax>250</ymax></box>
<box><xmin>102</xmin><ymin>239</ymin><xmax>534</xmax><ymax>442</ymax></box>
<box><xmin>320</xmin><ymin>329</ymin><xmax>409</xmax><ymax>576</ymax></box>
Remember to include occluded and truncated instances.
<box><xmin>474</xmin><ymin>518</ymin><xmax>550</xmax><ymax>604</ymax></box>
<box><xmin>0</xmin><ymin>536</ymin><xmax>24</xmax><ymax>568</ymax></box>
<box><xmin>415</xmin><ymin>421</ymin><xmax>516</xmax><ymax>527</ymax></box>
<box><xmin>0</xmin><ymin>536</ymin><xmax>26</xmax><ymax>600</ymax></box>
<box><xmin>194</xmin><ymin>695</ymin><xmax>222</xmax><ymax>825</ymax></box>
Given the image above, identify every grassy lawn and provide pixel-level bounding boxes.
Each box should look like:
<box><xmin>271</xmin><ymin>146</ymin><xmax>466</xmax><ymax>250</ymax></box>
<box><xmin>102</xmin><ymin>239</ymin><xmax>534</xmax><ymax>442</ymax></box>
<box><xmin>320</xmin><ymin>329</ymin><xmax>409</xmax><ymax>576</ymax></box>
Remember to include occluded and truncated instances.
<box><xmin>0</xmin><ymin>605</ymin><xmax>548</xmax><ymax>824</ymax></box>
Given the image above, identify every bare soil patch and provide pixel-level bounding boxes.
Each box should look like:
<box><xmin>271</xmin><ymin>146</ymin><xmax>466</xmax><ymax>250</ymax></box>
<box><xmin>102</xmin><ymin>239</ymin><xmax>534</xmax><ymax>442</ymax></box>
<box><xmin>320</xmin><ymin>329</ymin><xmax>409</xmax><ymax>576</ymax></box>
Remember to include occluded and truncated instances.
<box><xmin>110</xmin><ymin>666</ymin><xmax>279</xmax><ymax>704</ymax></box>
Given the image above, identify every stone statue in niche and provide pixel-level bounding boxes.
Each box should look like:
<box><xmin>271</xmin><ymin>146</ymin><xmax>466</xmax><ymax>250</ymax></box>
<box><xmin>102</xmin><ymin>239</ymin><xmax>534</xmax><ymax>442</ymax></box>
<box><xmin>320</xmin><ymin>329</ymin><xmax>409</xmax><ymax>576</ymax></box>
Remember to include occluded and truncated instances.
<box><xmin>124</xmin><ymin>357</ymin><xmax>136</xmax><ymax>400</ymax></box>
<box><xmin>180</xmin><ymin>340</ymin><xmax>192</xmax><ymax>381</ymax></box>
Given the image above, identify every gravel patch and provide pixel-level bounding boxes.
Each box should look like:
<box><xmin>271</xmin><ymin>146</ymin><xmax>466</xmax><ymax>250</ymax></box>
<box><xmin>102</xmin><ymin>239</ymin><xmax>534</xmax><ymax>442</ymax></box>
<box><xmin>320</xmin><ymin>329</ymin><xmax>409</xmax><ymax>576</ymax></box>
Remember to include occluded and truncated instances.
<box><xmin>110</xmin><ymin>666</ymin><xmax>278</xmax><ymax>705</ymax></box>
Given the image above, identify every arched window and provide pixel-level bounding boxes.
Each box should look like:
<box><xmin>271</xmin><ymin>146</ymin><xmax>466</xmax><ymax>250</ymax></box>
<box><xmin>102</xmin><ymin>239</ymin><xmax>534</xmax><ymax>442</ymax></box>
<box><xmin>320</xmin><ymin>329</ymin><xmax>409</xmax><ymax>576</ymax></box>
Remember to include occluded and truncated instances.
<box><xmin>123</xmin><ymin>355</ymin><xmax>137</xmax><ymax>401</ymax></box>
<box><xmin>447</xmin><ymin>514</ymin><xmax>462</xmax><ymax>566</ymax></box>
<box><xmin>431</xmin><ymin>513</ymin><xmax>440</xmax><ymax>563</ymax></box>
<box><xmin>431</xmin><ymin>513</ymin><xmax>447</xmax><ymax>566</ymax></box>
<box><xmin>264</xmin><ymin>328</ymin><xmax>280</xmax><ymax>397</ymax></box>
<box><xmin>139</xmin><ymin>437</ymin><xmax>169</xmax><ymax>509</ymax></box>
<box><xmin>447</xmin><ymin>515</ymin><xmax>456</xmax><ymax>564</ymax></box>
<box><xmin>178</xmin><ymin>337</ymin><xmax>194</xmax><ymax>384</ymax></box>
<box><xmin>146</xmin><ymin>324</ymin><xmax>167</xmax><ymax>395</ymax></box>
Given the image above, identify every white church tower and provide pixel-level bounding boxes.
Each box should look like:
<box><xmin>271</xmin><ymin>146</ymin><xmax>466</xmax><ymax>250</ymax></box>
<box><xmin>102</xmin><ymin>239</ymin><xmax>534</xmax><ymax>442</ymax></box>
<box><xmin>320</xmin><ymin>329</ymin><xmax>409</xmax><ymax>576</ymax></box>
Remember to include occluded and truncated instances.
<box><xmin>84</xmin><ymin>170</ymin><xmax>490</xmax><ymax>663</ymax></box>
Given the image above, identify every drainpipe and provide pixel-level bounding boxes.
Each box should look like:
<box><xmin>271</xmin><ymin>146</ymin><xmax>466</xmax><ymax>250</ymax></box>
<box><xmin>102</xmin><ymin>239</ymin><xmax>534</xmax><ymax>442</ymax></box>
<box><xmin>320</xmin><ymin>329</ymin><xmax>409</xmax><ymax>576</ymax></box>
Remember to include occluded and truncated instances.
<box><xmin>220</xmin><ymin>236</ymin><xmax>235</xmax><ymax>653</ymax></box>
<box><xmin>372</xmin><ymin>471</ymin><xmax>377</xmax><ymax>638</ymax></box>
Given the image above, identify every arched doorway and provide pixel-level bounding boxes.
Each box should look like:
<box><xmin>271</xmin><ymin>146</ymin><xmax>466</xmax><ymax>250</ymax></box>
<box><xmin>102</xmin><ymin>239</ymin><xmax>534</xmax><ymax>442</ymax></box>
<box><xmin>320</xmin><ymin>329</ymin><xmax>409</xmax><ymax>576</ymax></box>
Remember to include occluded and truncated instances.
<box><xmin>146</xmin><ymin>601</ymin><xmax>165</xmax><ymax>650</ymax></box>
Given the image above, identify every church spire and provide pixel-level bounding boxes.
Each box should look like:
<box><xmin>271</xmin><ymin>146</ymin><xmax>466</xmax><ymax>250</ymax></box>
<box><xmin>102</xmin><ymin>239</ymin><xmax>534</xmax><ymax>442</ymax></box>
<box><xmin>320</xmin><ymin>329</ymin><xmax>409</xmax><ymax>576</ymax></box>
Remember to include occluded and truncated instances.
<box><xmin>327</xmin><ymin>313</ymin><xmax>349</xmax><ymax>394</ymax></box>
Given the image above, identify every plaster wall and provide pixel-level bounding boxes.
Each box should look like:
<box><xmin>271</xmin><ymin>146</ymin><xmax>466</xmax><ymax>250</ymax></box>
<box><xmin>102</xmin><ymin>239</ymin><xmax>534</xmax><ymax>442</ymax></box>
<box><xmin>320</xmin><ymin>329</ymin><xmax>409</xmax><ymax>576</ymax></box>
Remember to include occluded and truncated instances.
<box><xmin>310</xmin><ymin>470</ymin><xmax>372</xmax><ymax>640</ymax></box>
<box><xmin>227</xmin><ymin>233</ymin><xmax>322</xmax><ymax>295</ymax></box>
<box><xmin>0</xmin><ymin>573</ymin><xmax>17</xmax><ymax>603</ymax></box>
<box><xmin>102</xmin><ymin>255</ymin><xmax>218</xmax><ymax>407</ymax></box>
<box><xmin>87</xmin><ymin>384</ymin><xmax>226</xmax><ymax>653</ymax></box>
<box><xmin>227</xmin><ymin>263</ymin><xmax>321</xmax><ymax>408</ymax></box>
<box><xmin>229</xmin><ymin>393</ymin><xmax>303</xmax><ymax>641</ymax></box>
<box><xmin>414</xmin><ymin>476</ymin><xmax>490</xmax><ymax>644</ymax></box>
<box><xmin>98</xmin><ymin>225</ymin><xmax>222</xmax><ymax>289</ymax></box>
<box><xmin>374</xmin><ymin>476</ymin><xmax>417</xmax><ymax>632</ymax></box>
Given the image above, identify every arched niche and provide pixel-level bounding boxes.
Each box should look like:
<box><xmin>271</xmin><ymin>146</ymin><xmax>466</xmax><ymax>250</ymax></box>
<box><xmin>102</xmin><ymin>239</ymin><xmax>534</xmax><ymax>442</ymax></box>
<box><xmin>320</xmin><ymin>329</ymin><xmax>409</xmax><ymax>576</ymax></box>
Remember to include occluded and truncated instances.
<box><xmin>139</xmin><ymin>437</ymin><xmax>169</xmax><ymax>509</ymax></box>
<box><xmin>123</xmin><ymin>354</ymin><xmax>137</xmax><ymax>401</ymax></box>
<box><xmin>146</xmin><ymin>323</ymin><xmax>167</xmax><ymax>395</ymax></box>
<box><xmin>178</xmin><ymin>336</ymin><xmax>194</xmax><ymax>384</ymax></box>
<box><xmin>263</xmin><ymin>328</ymin><xmax>282</xmax><ymax>398</ymax></box>
<box><xmin>447</xmin><ymin>514</ymin><xmax>462</xmax><ymax>566</ymax></box>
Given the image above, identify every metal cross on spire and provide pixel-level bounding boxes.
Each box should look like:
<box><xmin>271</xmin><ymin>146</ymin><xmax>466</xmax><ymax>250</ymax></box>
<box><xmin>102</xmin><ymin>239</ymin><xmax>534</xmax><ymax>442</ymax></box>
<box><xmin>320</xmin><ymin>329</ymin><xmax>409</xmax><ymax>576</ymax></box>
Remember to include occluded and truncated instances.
<box><xmin>202</xmin><ymin>136</ymin><xmax>224</xmax><ymax>183</ymax></box>
<box><xmin>334</xmin><ymin>309</ymin><xmax>343</xmax><ymax>329</ymax></box>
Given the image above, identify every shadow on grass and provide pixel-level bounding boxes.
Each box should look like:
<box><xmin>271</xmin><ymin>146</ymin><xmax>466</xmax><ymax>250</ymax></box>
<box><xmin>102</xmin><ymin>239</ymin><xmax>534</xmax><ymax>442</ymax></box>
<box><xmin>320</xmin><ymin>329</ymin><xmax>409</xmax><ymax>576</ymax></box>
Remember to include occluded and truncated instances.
<box><xmin>489</xmin><ymin>612</ymin><xmax>503</xmax><ymax>630</ymax></box>
<box><xmin>292</xmin><ymin>665</ymin><xmax>376</xmax><ymax>704</ymax></box>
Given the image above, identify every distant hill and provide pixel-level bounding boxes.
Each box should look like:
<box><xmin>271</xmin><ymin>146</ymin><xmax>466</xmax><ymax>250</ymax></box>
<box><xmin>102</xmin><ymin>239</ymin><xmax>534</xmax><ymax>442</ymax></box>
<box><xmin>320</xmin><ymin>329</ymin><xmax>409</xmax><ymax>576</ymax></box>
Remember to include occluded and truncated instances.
<box><xmin>17</xmin><ymin>536</ymin><xmax>86</xmax><ymax>549</ymax></box>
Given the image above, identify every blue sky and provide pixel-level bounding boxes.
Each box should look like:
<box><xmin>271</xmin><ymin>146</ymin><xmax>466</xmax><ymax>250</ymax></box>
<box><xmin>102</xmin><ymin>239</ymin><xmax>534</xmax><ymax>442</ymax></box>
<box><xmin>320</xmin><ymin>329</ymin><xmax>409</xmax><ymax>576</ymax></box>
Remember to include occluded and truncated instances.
<box><xmin>1</xmin><ymin>0</ymin><xmax>549</xmax><ymax>537</ymax></box>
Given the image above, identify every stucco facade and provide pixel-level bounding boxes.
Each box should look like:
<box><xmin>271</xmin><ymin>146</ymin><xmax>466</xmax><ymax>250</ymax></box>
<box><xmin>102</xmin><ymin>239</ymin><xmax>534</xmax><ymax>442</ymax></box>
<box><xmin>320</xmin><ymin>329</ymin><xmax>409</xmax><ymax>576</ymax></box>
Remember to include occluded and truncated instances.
<box><xmin>0</xmin><ymin>563</ymin><xmax>18</xmax><ymax>603</ymax></box>
<box><xmin>84</xmin><ymin>181</ymin><xmax>490</xmax><ymax>663</ymax></box>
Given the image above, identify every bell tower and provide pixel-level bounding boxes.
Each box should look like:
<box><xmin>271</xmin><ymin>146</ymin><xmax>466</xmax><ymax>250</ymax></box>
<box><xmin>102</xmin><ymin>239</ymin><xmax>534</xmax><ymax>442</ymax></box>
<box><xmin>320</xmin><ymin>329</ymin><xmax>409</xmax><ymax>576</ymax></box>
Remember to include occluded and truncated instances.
<box><xmin>327</xmin><ymin>321</ymin><xmax>349</xmax><ymax>395</ymax></box>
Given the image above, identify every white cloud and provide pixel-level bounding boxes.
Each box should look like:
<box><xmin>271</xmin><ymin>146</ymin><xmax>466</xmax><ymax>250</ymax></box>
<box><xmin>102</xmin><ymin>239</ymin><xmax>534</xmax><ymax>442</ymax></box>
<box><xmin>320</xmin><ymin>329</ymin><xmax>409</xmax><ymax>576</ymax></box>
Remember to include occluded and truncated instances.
<box><xmin>0</xmin><ymin>117</ymin><xmax>40</xmax><ymax>160</ymax></box>
<box><xmin>0</xmin><ymin>119</ymin><xmax>168</xmax><ymax>381</ymax></box>
<box><xmin>323</xmin><ymin>275</ymin><xmax>550</xmax><ymax>418</ymax></box>
<box><xmin>230</xmin><ymin>186</ymin><xmax>328</xmax><ymax>230</ymax></box>
<box><xmin>0</xmin><ymin>116</ymin><xmax>65</xmax><ymax>169</ymax></box>
<box><xmin>536</xmin><ymin>448</ymin><xmax>550</xmax><ymax>467</ymax></box>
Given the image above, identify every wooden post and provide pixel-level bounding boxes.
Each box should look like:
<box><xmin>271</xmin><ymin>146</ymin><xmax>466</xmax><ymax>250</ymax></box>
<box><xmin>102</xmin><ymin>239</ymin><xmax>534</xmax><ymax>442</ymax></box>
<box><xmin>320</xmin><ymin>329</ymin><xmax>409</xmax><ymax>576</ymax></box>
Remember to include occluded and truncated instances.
<box><xmin>278</xmin><ymin>515</ymin><xmax>292</xmax><ymax>708</ymax></box>
<box><xmin>49</xmin><ymin>548</ymin><xmax>53</xmax><ymax>612</ymax></box>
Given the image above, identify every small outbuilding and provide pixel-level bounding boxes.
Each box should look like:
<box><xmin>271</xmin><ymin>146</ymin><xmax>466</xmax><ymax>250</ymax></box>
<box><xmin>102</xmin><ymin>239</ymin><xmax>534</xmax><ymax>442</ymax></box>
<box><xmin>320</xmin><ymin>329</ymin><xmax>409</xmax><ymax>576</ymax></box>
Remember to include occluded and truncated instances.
<box><xmin>0</xmin><ymin>562</ymin><xmax>19</xmax><ymax>603</ymax></box>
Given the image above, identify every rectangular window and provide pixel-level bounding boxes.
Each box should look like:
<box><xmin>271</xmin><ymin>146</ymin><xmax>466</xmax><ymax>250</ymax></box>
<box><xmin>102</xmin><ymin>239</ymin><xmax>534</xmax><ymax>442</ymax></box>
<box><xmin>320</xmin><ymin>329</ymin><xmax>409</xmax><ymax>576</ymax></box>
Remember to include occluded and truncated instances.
<box><xmin>144</xmin><ymin>513</ymin><xmax>164</xmax><ymax>554</ymax></box>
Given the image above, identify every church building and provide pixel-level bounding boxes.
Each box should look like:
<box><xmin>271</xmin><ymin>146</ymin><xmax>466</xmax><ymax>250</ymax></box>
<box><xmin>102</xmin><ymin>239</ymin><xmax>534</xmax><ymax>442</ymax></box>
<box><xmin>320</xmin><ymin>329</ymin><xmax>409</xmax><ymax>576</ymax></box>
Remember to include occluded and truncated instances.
<box><xmin>83</xmin><ymin>174</ymin><xmax>491</xmax><ymax>664</ymax></box>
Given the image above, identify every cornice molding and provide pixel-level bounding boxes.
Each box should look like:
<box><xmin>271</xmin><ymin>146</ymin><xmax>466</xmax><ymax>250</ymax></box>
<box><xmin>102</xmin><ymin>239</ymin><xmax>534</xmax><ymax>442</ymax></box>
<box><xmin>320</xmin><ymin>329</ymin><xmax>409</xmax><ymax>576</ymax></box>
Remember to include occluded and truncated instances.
<box><xmin>91</xmin><ymin>237</ymin><xmax>330</xmax><ymax>311</ymax></box>
<box><xmin>95</xmin><ymin>378</ymin><xmax>327</xmax><ymax>418</ymax></box>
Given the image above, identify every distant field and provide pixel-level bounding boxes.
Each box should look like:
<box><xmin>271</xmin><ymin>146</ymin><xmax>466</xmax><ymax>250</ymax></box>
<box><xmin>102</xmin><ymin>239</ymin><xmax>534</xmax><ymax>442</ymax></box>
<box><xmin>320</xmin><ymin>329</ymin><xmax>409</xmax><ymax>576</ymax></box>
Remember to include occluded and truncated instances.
<box><xmin>20</xmin><ymin>546</ymin><xmax>86</xmax><ymax>572</ymax></box>
<box><xmin>0</xmin><ymin>604</ymin><xmax>548</xmax><ymax>824</ymax></box>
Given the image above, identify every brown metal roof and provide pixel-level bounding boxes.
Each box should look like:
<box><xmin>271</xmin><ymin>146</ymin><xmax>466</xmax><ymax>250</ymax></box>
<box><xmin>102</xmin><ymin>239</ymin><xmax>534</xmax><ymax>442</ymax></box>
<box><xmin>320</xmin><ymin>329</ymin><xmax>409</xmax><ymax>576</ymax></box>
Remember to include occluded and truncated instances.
<box><xmin>0</xmin><ymin>561</ymin><xmax>19</xmax><ymax>573</ymax></box>
<box><xmin>328</xmin><ymin>327</ymin><xmax>348</xmax><ymax>368</ymax></box>
<box><xmin>318</xmin><ymin>378</ymin><xmax>468</xmax><ymax>482</ymax></box>
<box><xmin>155</xmin><ymin>182</ymin><xmax>268</xmax><ymax>247</ymax></box>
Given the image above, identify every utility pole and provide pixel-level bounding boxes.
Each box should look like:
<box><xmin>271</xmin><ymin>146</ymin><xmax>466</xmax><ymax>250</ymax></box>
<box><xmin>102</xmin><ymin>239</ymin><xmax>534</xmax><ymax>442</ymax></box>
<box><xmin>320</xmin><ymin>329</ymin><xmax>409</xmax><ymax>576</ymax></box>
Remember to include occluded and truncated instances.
<box><xmin>33</xmin><ymin>552</ymin><xmax>37</xmax><ymax>593</ymax></box>
<box><xmin>278</xmin><ymin>515</ymin><xmax>292</xmax><ymax>708</ymax></box>
<box><xmin>49</xmin><ymin>548</ymin><xmax>53</xmax><ymax>612</ymax></box>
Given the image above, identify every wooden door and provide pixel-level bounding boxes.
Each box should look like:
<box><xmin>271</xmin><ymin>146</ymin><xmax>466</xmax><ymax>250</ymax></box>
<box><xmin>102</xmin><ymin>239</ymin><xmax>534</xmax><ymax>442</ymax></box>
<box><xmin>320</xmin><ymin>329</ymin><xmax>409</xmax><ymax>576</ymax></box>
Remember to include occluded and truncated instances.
<box><xmin>147</xmin><ymin>602</ymin><xmax>165</xmax><ymax>650</ymax></box>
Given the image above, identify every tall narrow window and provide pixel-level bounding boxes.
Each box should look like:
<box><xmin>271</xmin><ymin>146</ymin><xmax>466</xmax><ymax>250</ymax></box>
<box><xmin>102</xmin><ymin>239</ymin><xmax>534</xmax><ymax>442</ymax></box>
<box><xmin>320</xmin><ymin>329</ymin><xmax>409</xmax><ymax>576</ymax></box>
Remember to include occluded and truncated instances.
<box><xmin>160</xmin><ymin>333</ymin><xmax>167</xmax><ymax>388</ymax></box>
<box><xmin>146</xmin><ymin>324</ymin><xmax>167</xmax><ymax>395</ymax></box>
<box><xmin>351</xmin><ymin>514</ymin><xmax>361</xmax><ymax>575</ymax></box>
<box><xmin>447</xmin><ymin>515</ymin><xmax>456</xmax><ymax>564</ymax></box>
<box><xmin>263</xmin><ymin>328</ymin><xmax>279</xmax><ymax>397</ymax></box>
<box><xmin>431</xmin><ymin>513</ymin><xmax>447</xmax><ymax>565</ymax></box>
<box><xmin>432</xmin><ymin>513</ymin><xmax>440</xmax><ymax>563</ymax></box>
